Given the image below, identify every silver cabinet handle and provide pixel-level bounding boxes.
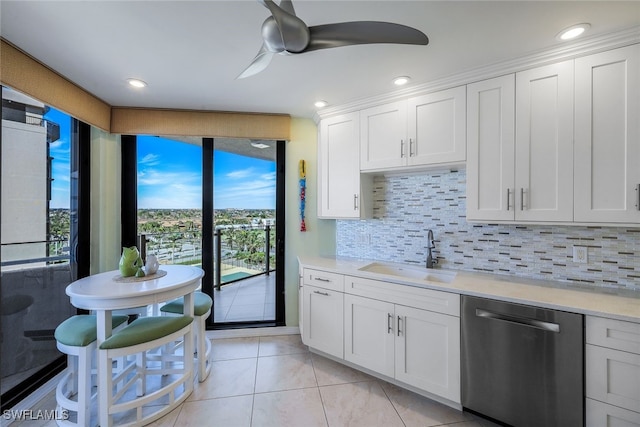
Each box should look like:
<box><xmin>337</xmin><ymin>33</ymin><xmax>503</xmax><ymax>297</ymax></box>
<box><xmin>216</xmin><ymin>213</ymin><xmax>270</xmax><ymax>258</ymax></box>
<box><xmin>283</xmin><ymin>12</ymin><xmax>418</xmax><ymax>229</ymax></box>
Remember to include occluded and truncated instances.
<box><xmin>400</xmin><ymin>139</ymin><xmax>405</xmax><ymax>158</ymax></box>
<box><xmin>409</xmin><ymin>138</ymin><xmax>414</xmax><ymax>157</ymax></box>
<box><xmin>507</xmin><ymin>188</ymin><xmax>511</xmax><ymax>211</ymax></box>
<box><xmin>313</xmin><ymin>277</ymin><xmax>330</xmax><ymax>283</ymax></box>
<box><xmin>397</xmin><ymin>316</ymin><xmax>403</xmax><ymax>336</ymax></box>
<box><xmin>636</xmin><ymin>184</ymin><xmax>639</xmax><ymax>211</ymax></box>
<box><xmin>475</xmin><ymin>309</ymin><xmax>560</xmax><ymax>333</ymax></box>
<box><xmin>387</xmin><ymin>313</ymin><xmax>393</xmax><ymax>334</ymax></box>
<box><xmin>520</xmin><ymin>188</ymin><xmax>525</xmax><ymax>211</ymax></box>
<box><xmin>354</xmin><ymin>194</ymin><xmax>359</xmax><ymax>210</ymax></box>
<box><xmin>313</xmin><ymin>290</ymin><xmax>330</xmax><ymax>296</ymax></box>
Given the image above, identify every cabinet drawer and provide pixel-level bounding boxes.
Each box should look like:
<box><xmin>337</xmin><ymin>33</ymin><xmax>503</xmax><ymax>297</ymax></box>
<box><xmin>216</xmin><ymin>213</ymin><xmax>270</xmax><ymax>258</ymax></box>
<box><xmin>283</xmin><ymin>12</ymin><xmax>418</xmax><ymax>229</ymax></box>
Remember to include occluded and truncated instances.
<box><xmin>345</xmin><ymin>275</ymin><xmax>459</xmax><ymax>316</ymax></box>
<box><xmin>586</xmin><ymin>398</ymin><xmax>640</xmax><ymax>427</ymax></box>
<box><xmin>587</xmin><ymin>316</ymin><xmax>640</xmax><ymax>354</ymax></box>
<box><xmin>586</xmin><ymin>343</ymin><xmax>640</xmax><ymax>413</ymax></box>
<box><xmin>303</xmin><ymin>269</ymin><xmax>344</xmax><ymax>292</ymax></box>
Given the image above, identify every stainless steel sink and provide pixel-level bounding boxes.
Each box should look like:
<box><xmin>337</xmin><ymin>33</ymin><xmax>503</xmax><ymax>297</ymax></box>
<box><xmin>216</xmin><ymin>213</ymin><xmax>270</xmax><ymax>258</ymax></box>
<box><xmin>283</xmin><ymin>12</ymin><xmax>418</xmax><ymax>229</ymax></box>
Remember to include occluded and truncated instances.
<box><xmin>358</xmin><ymin>262</ymin><xmax>456</xmax><ymax>283</ymax></box>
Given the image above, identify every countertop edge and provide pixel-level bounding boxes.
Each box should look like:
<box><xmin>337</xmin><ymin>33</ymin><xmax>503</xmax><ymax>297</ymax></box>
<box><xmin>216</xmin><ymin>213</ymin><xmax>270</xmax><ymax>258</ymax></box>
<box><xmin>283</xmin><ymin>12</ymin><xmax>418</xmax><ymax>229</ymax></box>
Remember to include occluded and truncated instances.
<box><xmin>298</xmin><ymin>255</ymin><xmax>640</xmax><ymax>323</ymax></box>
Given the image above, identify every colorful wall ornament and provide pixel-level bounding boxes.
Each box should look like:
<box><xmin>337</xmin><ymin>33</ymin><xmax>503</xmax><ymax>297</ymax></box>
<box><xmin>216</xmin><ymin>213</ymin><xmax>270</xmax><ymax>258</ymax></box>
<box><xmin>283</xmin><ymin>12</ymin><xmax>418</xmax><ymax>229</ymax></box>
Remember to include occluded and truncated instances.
<box><xmin>299</xmin><ymin>159</ymin><xmax>306</xmax><ymax>232</ymax></box>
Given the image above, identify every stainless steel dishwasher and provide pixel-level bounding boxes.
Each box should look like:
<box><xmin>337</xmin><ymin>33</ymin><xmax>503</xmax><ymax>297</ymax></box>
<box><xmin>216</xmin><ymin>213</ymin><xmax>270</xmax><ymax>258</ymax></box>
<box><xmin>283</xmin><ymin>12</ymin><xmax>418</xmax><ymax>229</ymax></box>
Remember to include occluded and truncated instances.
<box><xmin>461</xmin><ymin>295</ymin><xmax>584</xmax><ymax>427</ymax></box>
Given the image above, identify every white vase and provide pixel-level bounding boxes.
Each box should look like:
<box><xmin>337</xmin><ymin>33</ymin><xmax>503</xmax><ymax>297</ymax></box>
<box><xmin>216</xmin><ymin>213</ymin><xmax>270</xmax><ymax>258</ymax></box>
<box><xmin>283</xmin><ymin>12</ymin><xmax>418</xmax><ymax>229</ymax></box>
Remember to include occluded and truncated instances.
<box><xmin>145</xmin><ymin>255</ymin><xmax>160</xmax><ymax>275</ymax></box>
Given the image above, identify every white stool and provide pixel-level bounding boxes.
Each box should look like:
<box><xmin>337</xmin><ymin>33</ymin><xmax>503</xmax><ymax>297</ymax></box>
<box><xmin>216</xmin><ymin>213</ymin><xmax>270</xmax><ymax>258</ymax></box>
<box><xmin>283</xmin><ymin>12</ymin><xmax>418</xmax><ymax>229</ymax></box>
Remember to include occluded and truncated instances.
<box><xmin>97</xmin><ymin>315</ymin><xmax>194</xmax><ymax>427</ymax></box>
<box><xmin>54</xmin><ymin>314</ymin><xmax>129</xmax><ymax>427</ymax></box>
<box><xmin>160</xmin><ymin>291</ymin><xmax>212</xmax><ymax>382</ymax></box>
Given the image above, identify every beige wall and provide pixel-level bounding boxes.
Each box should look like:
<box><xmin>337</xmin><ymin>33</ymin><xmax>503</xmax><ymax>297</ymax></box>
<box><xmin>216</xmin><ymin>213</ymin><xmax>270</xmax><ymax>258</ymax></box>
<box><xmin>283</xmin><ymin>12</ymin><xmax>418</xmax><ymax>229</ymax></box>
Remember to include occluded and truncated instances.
<box><xmin>284</xmin><ymin>118</ymin><xmax>336</xmax><ymax>326</ymax></box>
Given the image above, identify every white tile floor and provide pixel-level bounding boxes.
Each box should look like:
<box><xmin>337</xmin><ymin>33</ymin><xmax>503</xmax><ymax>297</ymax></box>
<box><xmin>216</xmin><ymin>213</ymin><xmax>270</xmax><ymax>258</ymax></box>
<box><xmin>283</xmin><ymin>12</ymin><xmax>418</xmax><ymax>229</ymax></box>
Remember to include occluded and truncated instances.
<box><xmin>213</xmin><ymin>274</ymin><xmax>275</xmax><ymax>323</ymax></box>
<box><xmin>13</xmin><ymin>334</ymin><xmax>502</xmax><ymax>427</ymax></box>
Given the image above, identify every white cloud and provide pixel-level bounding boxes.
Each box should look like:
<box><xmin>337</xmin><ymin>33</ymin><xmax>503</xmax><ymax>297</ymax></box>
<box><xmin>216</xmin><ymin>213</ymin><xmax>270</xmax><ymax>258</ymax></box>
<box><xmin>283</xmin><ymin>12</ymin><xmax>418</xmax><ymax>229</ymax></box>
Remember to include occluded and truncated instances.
<box><xmin>140</xmin><ymin>153</ymin><xmax>160</xmax><ymax>166</ymax></box>
<box><xmin>226</xmin><ymin>168</ymin><xmax>254</xmax><ymax>179</ymax></box>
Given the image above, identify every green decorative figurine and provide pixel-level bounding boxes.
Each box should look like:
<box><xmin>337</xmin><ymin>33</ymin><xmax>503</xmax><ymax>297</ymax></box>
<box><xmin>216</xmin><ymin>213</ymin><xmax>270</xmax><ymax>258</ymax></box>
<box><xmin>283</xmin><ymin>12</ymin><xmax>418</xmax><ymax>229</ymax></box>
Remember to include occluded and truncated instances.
<box><xmin>119</xmin><ymin>246</ymin><xmax>144</xmax><ymax>278</ymax></box>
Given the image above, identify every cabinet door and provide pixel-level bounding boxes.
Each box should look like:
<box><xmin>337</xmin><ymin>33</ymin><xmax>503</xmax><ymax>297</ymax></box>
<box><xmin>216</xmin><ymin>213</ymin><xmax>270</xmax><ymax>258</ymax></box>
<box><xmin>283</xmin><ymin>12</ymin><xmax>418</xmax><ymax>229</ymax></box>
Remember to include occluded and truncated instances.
<box><xmin>586</xmin><ymin>398</ymin><xmax>640</xmax><ymax>427</ymax></box>
<box><xmin>407</xmin><ymin>86</ymin><xmax>466</xmax><ymax>166</ymax></box>
<box><xmin>586</xmin><ymin>343</ymin><xmax>640</xmax><ymax>413</ymax></box>
<box><xmin>318</xmin><ymin>112</ymin><xmax>362</xmax><ymax>218</ymax></box>
<box><xmin>303</xmin><ymin>285</ymin><xmax>344</xmax><ymax>359</ymax></box>
<box><xmin>466</xmin><ymin>75</ymin><xmax>516</xmax><ymax>221</ymax></box>
<box><xmin>395</xmin><ymin>305</ymin><xmax>461</xmax><ymax>403</ymax></box>
<box><xmin>360</xmin><ymin>101</ymin><xmax>407</xmax><ymax>171</ymax></box>
<box><xmin>515</xmin><ymin>61</ymin><xmax>574</xmax><ymax>221</ymax></box>
<box><xmin>344</xmin><ymin>294</ymin><xmax>395</xmax><ymax>377</ymax></box>
<box><xmin>574</xmin><ymin>45</ymin><xmax>640</xmax><ymax>223</ymax></box>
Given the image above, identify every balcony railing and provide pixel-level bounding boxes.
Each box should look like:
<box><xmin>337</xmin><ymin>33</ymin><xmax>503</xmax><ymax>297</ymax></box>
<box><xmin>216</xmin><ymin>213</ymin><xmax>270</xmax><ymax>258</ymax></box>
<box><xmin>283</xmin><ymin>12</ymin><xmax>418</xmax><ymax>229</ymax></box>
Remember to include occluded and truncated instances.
<box><xmin>138</xmin><ymin>224</ymin><xmax>275</xmax><ymax>290</ymax></box>
<box><xmin>0</xmin><ymin>239</ymin><xmax>70</xmax><ymax>268</ymax></box>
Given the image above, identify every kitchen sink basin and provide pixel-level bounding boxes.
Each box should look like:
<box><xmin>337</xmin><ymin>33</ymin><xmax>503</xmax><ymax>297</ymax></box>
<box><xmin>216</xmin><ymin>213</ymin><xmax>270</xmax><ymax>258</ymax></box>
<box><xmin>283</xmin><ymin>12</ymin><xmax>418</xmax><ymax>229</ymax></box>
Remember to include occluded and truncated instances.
<box><xmin>358</xmin><ymin>262</ymin><xmax>456</xmax><ymax>284</ymax></box>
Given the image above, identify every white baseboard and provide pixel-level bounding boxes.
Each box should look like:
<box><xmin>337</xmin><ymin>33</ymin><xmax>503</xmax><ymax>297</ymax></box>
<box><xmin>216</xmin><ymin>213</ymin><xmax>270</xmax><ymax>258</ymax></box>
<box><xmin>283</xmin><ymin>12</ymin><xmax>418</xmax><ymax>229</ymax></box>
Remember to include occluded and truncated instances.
<box><xmin>206</xmin><ymin>326</ymin><xmax>299</xmax><ymax>339</ymax></box>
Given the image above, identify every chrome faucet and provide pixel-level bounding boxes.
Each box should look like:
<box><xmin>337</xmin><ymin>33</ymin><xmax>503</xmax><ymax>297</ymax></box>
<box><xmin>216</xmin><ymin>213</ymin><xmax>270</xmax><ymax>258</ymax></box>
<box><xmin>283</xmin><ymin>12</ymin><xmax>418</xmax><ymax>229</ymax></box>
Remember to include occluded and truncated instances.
<box><xmin>426</xmin><ymin>229</ymin><xmax>438</xmax><ymax>268</ymax></box>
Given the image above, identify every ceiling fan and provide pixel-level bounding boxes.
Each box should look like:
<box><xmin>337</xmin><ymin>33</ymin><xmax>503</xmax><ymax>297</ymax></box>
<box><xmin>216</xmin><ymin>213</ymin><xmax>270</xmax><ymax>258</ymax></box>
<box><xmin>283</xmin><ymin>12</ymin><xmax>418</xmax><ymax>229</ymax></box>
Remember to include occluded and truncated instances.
<box><xmin>237</xmin><ymin>0</ymin><xmax>429</xmax><ymax>79</ymax></box>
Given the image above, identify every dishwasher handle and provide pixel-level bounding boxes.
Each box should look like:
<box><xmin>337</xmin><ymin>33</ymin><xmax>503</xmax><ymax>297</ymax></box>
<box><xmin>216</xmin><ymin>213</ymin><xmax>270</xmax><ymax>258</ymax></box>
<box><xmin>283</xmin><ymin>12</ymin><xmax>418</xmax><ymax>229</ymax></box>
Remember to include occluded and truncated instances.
<box><xmin>475</xmin><ymin>308</ymin><xmax>560</xmax><ymax>333</ymax></box>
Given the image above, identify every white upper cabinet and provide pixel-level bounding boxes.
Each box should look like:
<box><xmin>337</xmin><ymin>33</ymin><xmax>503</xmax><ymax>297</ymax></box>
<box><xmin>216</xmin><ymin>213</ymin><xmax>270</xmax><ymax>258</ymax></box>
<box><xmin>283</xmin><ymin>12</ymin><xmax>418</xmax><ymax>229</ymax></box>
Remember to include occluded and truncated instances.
<box><xmin>318</xmin><ymin>112</ymin><xmax>369</xmax><ymax>219</ymax></box>
<box><xmin>360</xmin><ymin>101</ymin><xmax>407</xmax><ymax>171</ymax></box>
<box><xmin>359</xmin><ymin>86</ymin><xmax>466</xmax><ymax>172</ymax></box>
<box><xmin>515</xmin><ymin>60</ymin><xmax>575</xmax><ymax>222</ymax></box>
<box><xmin>466</xmin><ymin>74</ymin><xmax>516</xmax><ymax>221</ymax></box>
<box><xmin>408</xmin><ymin>86</ymin><xmax>467</xmax><ymax>167</ymax></box>
<box><xmin>574</xmin><ymin>44</ymin><xmax>640</xmax><ymax>223</ymax></box>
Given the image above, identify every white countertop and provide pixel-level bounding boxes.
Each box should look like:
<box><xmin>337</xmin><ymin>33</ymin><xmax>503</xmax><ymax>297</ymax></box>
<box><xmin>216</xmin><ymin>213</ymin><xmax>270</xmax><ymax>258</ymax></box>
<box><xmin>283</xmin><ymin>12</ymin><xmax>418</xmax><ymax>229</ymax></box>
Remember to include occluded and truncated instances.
<box><xmin>298</xmin><ymin>255</ymin><xmax>640</xmax><ymax>323</ymax></box>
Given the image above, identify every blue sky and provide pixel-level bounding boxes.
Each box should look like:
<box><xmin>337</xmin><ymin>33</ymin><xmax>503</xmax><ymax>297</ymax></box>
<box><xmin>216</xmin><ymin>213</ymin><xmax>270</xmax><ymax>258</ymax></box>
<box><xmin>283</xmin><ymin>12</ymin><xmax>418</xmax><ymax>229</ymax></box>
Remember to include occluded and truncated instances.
<box><xmin>45</xmin><ymin>111</ymin><xmax>275</xmax><ymax>210</ymax></box>
<box><xmin>137</xmin><ymin>136</ymin><xmax>276</xmax><ymax>209</ymax></box>
<box><xmin>45</xmin><ymin>107</ymin><xmax>71</xmax><ymax>209</ymax></box>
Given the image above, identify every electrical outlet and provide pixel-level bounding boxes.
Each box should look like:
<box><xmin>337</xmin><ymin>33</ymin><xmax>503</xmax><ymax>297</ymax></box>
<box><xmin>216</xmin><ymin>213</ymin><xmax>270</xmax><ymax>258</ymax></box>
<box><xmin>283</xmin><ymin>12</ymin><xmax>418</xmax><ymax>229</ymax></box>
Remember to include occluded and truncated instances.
<box><xmin>573</xmin><ymin>246</ymin><xmax>588</xmax><ymax>263</ymax></box>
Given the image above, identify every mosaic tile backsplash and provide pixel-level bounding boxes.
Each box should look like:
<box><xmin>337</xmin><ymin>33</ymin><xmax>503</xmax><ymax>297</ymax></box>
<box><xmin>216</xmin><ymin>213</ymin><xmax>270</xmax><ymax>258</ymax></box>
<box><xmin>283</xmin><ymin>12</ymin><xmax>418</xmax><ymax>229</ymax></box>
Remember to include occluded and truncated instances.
<box><xmin>336</xmin><ymin>170</ymin><xmax>640</xmax><ymax>292</ymax></box>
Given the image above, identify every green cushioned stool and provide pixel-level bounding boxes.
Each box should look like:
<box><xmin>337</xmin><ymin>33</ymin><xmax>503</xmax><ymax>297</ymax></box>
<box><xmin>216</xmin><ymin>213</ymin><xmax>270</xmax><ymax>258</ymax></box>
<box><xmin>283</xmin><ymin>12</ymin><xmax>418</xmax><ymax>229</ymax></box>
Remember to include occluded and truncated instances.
<box><xmin>97</xmin><ymin>315</ymin><xmax>194</xmax><ymax>427</ymax></box>
<box><xmin>54</xmin><ymin>314</ymin><xmax>129</xmax><ymax>427</ymax></box>
<box><xmin>160</xmin><ymin>292</ymin><xmax>212</xmax><ymax>382</ymax></box>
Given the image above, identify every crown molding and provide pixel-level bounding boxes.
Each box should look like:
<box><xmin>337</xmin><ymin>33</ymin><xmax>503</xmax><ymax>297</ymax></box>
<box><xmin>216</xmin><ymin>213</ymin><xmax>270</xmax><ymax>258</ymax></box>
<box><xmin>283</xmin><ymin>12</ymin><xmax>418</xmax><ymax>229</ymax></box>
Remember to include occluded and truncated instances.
<box><xmin>314</xmin><ymin>26</ymin><xmax>640</xmax><ymax>123</ymax></box>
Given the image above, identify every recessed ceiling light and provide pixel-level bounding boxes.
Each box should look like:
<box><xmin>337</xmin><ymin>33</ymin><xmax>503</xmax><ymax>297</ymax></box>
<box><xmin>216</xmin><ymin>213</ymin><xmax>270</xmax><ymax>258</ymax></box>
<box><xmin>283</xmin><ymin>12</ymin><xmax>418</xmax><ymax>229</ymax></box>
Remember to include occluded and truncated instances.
<box><xmin>314</xmin><ymin>100</ymin><xmax>328</xmax><ymax>108</ymax></box>
<box><xmin>556</xmin><ymin>23</ymin><xmax>591</xmax><ymax>41</ymax></box>
<box><xmin>393</xmin><ymin>76</ymin><xmax>411</xmax><ymax>86</ymax></box>
<box><xmin>250</xmin><ymin>141</ymin><xmax>270</xmax><ymax>149</ymax></box>
<box><xmin>127</xmin><ymin>78</ymin><xmax>147</xmax><ymax>88</ymax></box>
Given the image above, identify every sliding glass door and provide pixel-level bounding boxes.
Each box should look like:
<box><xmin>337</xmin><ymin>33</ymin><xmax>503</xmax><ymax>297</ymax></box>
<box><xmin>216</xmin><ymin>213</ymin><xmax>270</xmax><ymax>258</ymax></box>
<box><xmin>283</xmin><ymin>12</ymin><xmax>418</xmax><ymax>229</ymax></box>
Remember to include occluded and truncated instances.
<box><xmin>133</xmin><ymin>136</ymin><xmax>285</xmax><ymax>328</ymax></box>
<box><xmin>1</xmin><ymin>87</ymin><xmax>86</xmax><ymax>409</ymax></box>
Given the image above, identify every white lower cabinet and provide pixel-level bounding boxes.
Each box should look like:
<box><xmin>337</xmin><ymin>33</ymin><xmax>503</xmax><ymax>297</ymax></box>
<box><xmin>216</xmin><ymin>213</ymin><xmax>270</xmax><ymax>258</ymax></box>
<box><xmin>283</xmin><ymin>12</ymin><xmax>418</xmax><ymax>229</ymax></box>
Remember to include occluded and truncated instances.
<box><xmin>344</xmin><ymin>294</ymin><xmax>395</xmax><ymax>377</ymax></box>
<box><xmin>302</xmin><ymin>284</ymin><xmax>344</xmax><ymax>359</ymax></box>
<box><xmin>586</xmin><ymin>316</ymin><xmax>640</xmax><ymax>425</ymax></box>
<box><xmin>394</xmin><ymin>304</ymin><xmax>460</xmax><ymax>401</ymax></box>
<box><xmin>343</xmin><ymin>286</ymin><xmax>461</xmax><ymax>404</ymax></box>
<box><xmin>587</xmin><ymin>399</ymin><xmax>640</xmax><ymax>427</ymax></box>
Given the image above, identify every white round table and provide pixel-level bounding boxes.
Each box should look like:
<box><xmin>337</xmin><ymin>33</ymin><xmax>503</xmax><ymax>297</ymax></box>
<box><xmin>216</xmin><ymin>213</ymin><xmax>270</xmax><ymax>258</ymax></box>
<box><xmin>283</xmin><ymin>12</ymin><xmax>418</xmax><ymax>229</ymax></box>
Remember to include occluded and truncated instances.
<box><xmin>65</xmin><ymin>265</ymin><xmax>204</xmax><ymax>426</ymax></box>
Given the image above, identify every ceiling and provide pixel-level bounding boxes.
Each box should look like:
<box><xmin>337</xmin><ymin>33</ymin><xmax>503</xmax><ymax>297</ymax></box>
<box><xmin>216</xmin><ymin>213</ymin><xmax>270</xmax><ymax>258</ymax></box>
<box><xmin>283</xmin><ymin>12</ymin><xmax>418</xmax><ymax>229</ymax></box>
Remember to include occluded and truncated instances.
<box><xmin>1</xmin><ymin>1</ymin><xmax>639</xmax><ymax>119</ymax></box>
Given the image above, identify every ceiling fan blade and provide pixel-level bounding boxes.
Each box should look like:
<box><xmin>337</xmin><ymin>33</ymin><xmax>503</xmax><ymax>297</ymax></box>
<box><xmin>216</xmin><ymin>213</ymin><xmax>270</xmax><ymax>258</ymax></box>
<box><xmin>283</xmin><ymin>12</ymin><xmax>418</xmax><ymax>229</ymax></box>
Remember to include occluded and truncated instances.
<box><xmin>257</xmin><ymin>0</ymin><xmax>310</xmax><ymax>53</ymax></box>
<box><xmin>305</xmin><ymin>21</ymin><xmax>428</xmax><ymax>52</ymax></box>
<box><xmin>278</xmin><ymin>0</ymin><xmax>296</xmax><ymax>16</ymax></box>
<box><xmin>237</xmin><ymin>44</ymin><xmax>274</xmax><ymax>79</ymax></box>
